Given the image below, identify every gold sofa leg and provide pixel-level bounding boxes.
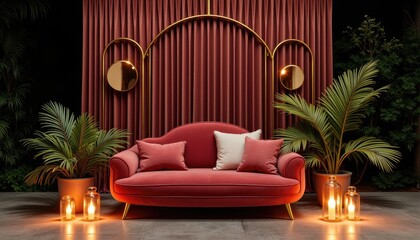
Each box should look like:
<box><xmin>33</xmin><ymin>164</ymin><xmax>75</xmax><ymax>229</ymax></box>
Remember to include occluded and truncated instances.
<box><xmin>122</xmin><ymin>203</ymin><xmax>131</xmax><ymax>220</ymax></box>
<box><xmin>285</xmin><ymin>203</ymin><xmax>294</xmax><ymax>220</ymax></box>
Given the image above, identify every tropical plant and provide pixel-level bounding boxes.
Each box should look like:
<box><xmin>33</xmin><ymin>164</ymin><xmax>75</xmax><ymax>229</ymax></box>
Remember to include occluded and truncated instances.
<box><xmin>0</xmin><ymin>0</ymin><xmax>49</xmax><ymax>166</ymax></box>
<box><xmin>334</xmin><ymin>15</ymin><xmax>420</xmax><ymax>167</ymax></box>
<box><xmin>0</xmin><ymin>165</ymin><xmax>51</xmax><ymax>192</ymax></box>
<box><xmin>274</xmin><ymin>60</ymin><xmax>401</xmax><ymax>174</ymax></box>
<box><xmin>22</xmin><ymin>101</ymin><xmax>129</xmax><ymax>186</ymax></box>
<box><xmin>372</xmin><ymin>170</ymin><xmax>418</xmax><ymax>191</ymax></box>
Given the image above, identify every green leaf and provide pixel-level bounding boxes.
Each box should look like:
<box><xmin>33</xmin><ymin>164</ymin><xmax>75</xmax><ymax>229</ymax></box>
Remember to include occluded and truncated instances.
<box><xmin>21</xmin><ymin>101</ymin><xmax>130</xmax><ymax>186</ymax></box>
<box><xmin>274</xmin><ymin>61</ymin><xmax>401</xmax><ymax>174</ymax></box>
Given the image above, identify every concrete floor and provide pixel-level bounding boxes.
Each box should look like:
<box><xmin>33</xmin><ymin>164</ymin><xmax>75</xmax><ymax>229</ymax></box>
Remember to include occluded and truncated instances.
<box><xmin>0</xmin><ymin>192</ymin><xmax>419</xmax><ymax>240</ymax></box>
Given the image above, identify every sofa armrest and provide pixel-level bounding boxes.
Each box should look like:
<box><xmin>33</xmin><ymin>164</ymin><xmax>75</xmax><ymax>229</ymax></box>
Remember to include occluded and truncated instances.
<box><xmin>109</xmin><ymin>148</ymin><xmax>139</xmax><ymax>181</ymax></box>
<box><xmin>277</xmin><ymin>152</ymin><xmax>305</xmax><ymax>180</ymax></box>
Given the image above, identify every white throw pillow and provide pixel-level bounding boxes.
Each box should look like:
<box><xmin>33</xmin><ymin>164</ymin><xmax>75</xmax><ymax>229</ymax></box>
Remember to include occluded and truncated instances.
<box><xmin>213</xmin><ymin>129</ymin><xmax>262</xmax><ymax>170</ymax></box>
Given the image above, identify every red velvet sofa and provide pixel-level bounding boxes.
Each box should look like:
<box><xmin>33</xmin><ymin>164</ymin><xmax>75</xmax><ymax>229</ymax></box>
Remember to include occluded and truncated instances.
<box><xmin>109</xmin><ymin>122</ymin><xmax>305</xmax><ymax>219</ymax></box>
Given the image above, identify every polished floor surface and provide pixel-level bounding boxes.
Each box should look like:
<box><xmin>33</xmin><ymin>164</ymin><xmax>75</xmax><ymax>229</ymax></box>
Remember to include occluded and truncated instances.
<box><xmin>0</xmin><ymin>191</ymin><xmax>419</xmax><ymax>239</ymax></box>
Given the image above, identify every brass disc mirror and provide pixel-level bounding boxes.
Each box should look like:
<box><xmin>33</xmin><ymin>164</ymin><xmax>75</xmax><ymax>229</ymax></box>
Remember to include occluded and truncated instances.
<box><xmin>279</xmin><ymin>65</ymin><xmax>304</xmax><ymax>90</ymax></box>
<box><xmin>107</xmin><ymin>60</ymin><xmax>138</xmax><ymax>92</ymax></box>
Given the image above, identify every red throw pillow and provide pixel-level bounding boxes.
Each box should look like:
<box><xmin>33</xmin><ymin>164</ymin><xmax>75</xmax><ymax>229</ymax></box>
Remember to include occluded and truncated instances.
<box><xmin>237</xmin><ymin>137</ymin><xmax>283</xmax><ymax>174</ymax></box>
<box><xmin>137</xmin><ymin>140</ymin><xmax>188</xmax><ymax>172</ymax></box>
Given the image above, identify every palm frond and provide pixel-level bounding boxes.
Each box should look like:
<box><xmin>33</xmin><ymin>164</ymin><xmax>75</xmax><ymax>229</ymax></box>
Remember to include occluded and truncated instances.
<box><xmin>275</xmin><ymin>127</ymin><xmax>310</xmax><ymax>153</ymax></box>
<box><xmin>274</xmin><ymin>93</ymin><xmax>335</xmax><ymax>169</ymax></box>
<box><xmin>273</xmin><ymin>60</ymin><xmax>401</xmax><ymax>174</ymax></box>
<box><xmin>302</xmin><ymin>152</ymin><xmax>327</xmax><ymax>171</ymax></box>
<box><xmin>23</xmin><ymin>101</ymin><xmax>130</xmax><ymax>185</ymax></box>
<box><xmin>275</xmin><ymin>122</ymin><xmax>332</xmax><ymax>172</ymax></box>
<box><xmin>21</xmin><ymin>132</ymin><xmax>73</xmax><ymax>165</ymax></box>
<box><xmin>0</xmin><ymin>0</ymin><xmax>49</xmax><ymax>28</ymax></box>
<box><xmin>0</xmin><ymin>119</ymin><xmax>9</xmax><ymax>137</ymax></box>
<box><xmin>76</xmin><ymin>128</ymin><xmax>128</xmax><ymax>178</ymax></box>
<box><xmin>320</xmin><ymin>60</ymin><xmax>382</xmax><ymax>139</ymax></box>
<box><xmin>38</xmin><ymin>101</ymin><xmax>75</xmax><ymax>143</ymax></box>
<box><xmin>1</xmin><ymin>30</ymin><xmax>27</xmax><ymax>66</ymax></box>
<box><xmin>275</xmin><ymin>124</ymin><xmax>324</xmax><ymax>154</ymax></box>
<box><xmin>7</xmin><ymin>83</ymin><xmax>30</xmax><ymax>111</ymax></box>
<box><xmin>24</xmin><ymin>165</ymin><xmax>69</xmax><ymax>186</ymax></box>
<box><xmin>341</xmin><ymin>137</ymin><xmax>401</xmax><ymax>173</ymax></box>
<box><xmin>71</xmin><ymin>113</ymin><xmax>99</xmax><ymax>151</ymax></box>
<box><xmin>93</xmin><ymin>128</ymin><xmax>129</xmax><ymax>157</ymax></box>
<box><xmin>274</xmin><ymin>93</ymin><xmax>332</xmax><ymax>140</ymax></box>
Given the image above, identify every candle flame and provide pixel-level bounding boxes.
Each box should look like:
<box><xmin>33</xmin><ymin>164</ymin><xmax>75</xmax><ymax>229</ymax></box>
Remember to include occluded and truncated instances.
<box><xmin>88</xmin><ymin>202</ymin><xmax>95</xmax><ymax>220</ymax></box>
<box><xmin>66</xmin><ymin>204</ymin><xmax>72</xmax><ymax>219</ymax></box>
<box><xmin>328</xmin><ymin>198</ymin><xmax>336</xmax><ymax>220</ymax></box>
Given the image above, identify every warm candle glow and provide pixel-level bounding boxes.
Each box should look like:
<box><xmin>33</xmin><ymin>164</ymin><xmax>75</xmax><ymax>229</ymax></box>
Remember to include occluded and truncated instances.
<box><xmin>322</xmin><ymin>176</ymin><xmax>342</xmax><ymax>222</ymax></box>
<box><xmin>328</xmin><ymin>198</ymin><xmax>336</xmax><ymax>220</ymax></box>
<box><xmin>88</xmin><ymin>202</ymin><xmax>95</xmax><ymax>220</ymax></box>
<box><xmin>83</xmin><ymin>186</ymin><xmax>100</xmax><ymax>221</ymax></box>
<box><xmin>66</xmin><ymin>204</ymin><xmax>72</xmax><ymax>220</ymax></box>
<box><xmin>60</xmin><ymin>195</ymin><xmax>75</xmax><ymax>221</ymax></box>
<box><xmin>348</xmin><ymin>203</ymin><xmax>355</xmax><ymax>220</ymax></box>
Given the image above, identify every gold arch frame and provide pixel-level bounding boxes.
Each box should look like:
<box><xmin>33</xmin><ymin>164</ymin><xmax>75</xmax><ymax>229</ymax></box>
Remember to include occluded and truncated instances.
<box><xmin>273</xmin><ymin>39</ymin><xmax>315</xmax><ymax>103</ymax></box>
<box><xmin>101</xmin><ymin>0</ymin><xmax>316</xmax><ymax>220</ymax></box>
<box><xmin>101</xmin><ymin>38</ymin><xmax>146</xmax><ymax>133</ymax></box>
<box><xmin>101</xmin><ymin>0</ymin><xmax>315</xmax><ymax>140</ymax></box>
<box><xmin>144</xmin><ymin>14</ymin><xmax>271</xmax><ymax>57</ymax></box>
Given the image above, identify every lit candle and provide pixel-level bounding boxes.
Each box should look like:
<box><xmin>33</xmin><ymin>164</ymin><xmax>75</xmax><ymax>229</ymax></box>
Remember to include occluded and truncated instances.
<box><xmin>88</xmin><ymin>202</ymin><xmax>95</xmax><ymax>220</ymax></box>
<box><xmin>348</xmin><ymin>203</ymin><xmax>355</xmax><ymax>220</ymax></box>
<box><xmin>328</xmin><ymin>198</ymin><xmax>336</xmax><ymax>220</ymax></box>
<box><xmin>66</xmin><ymin>204</ymin><xmax>72</xmax><ymax>220</ymax></box>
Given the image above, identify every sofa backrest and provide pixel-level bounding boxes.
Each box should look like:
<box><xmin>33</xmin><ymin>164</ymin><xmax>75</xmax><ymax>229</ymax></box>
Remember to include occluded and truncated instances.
<box><xmin>141</xmin><ymin>121</ymin><xmax>249</xmax><ymax>168</ymax></box>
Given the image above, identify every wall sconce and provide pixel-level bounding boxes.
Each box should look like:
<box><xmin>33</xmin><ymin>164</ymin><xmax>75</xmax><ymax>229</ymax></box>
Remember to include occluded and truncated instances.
<box><xmin>60</xmin><ymin>195</ymin><xmax>75</xmax><ymax>221</ymax></box>
<box><xmin>322</xmin><ymin>176</ymin><xmax>342</xmax><ymax>222</ymax></box>
<box><xmin>83</xmin><ymin>187</ymin><xmax>100</xmax><ymax>221</ymax></box>
<box><xmin>279</xmin><ymin>64</ymin><xmax>305</xmax><ymax>90</ymax></box>
<box><xmin>344</xmin><ymin>186</ymin><xmax>360</xmax><ymax>221</ymax></box>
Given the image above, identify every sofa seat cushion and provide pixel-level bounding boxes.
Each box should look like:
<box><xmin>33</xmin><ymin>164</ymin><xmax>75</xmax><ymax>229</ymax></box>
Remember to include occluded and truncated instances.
<box><xmin>114</xmin><ymin>168</ymin><xmax>300</xmax><ymax>197</ymax></box>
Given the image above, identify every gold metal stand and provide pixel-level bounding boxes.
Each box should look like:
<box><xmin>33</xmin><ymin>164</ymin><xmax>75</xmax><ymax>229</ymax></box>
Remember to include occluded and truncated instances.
<box><xmin>122</xmin><ymin>203</ymin><xmax>131</xmax><ymax>220</ymax></box>
<box><xmin>285</xmin><ymin>203</ymin><xmax>294</xmax><ymax>220</ymax></box>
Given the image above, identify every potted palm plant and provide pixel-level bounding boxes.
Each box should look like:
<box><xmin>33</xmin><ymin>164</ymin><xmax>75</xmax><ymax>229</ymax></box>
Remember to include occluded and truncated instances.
<box><xmin>22</xmin><ymin>101</ymin><xmax>129</xmax><ymax>212</ymax></box>
<box><xmin>274</xmin><ymin>60</ymin><xmax>401</xmax><ymax>204</ymax></box>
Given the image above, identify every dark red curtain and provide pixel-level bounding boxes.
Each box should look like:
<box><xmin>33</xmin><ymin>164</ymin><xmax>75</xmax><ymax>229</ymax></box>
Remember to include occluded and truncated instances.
<box><xmin>82</xmin><ymin>0</ymin><xmax>333</xmax><ymax>144</ymax></box>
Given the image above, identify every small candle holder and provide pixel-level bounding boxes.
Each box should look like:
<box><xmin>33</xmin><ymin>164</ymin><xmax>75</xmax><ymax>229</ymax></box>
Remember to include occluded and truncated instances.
<box><xmin>83</xmin><ymin>186</ymin><xmax>100</xmax><ymax>221</ymax></box>
<box><xmin>322</xmin><ymin>176</ymin><xmax>342</xmax><ymax>222</ymax></box>
<box><xmin>344</xmin><ymin>186</ymin><xmax>360</xmax><ymax>221</ymax></box>
<box><xmin>60</xmin><ymin>195</ymin><xmax>75</xmax><ymax>221</ymax></box>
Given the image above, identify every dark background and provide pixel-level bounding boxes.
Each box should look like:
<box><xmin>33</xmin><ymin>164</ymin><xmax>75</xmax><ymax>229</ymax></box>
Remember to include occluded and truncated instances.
<box><xmin>30</xmin><ymin>1</ymin><xmax>83</xmax><ymax>114</ymax></box>
<box><xmin>29</xmin><ymin>0</ymin><xmax>415</xmax><ymax>115</ymax></box>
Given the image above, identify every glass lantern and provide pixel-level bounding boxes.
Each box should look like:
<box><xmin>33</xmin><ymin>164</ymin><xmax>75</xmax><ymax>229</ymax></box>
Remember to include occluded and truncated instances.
<box><xmin>322</xmin><ymin>176</ymin><xmax>342</xmax><ymax>222</ymax></box>
<box><xmin>60</xmin><ymin>195</ymin><xmax>75</xmax><ymax>221</ymax></box>
<box><xmin>83</xmin><ymin>186</ymin><xmax>100</xmax><ymax>221</ymax></box>
<box><xmin>344</xmin><ymin>186</ymin><xmax>360</xmax><ymax>221</ymax></box>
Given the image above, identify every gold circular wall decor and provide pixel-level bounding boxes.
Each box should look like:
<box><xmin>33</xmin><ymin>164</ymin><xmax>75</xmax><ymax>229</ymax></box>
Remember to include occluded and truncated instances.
<box><xmin>279</xmin><ymin>65</ymin><xmax>304</xmax><ymax>90</ymax></box>
<box><xmin>107</xmin><ymin>60</ymin><xmax>138</xmax><ymax>92</ymax></box>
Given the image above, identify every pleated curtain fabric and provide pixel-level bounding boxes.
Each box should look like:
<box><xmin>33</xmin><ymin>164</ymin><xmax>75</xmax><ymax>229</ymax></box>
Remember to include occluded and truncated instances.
<box><xmin>82</xmin><ymin>0</ymin><xmax>333</xmax><ymax>144</ymax></box>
